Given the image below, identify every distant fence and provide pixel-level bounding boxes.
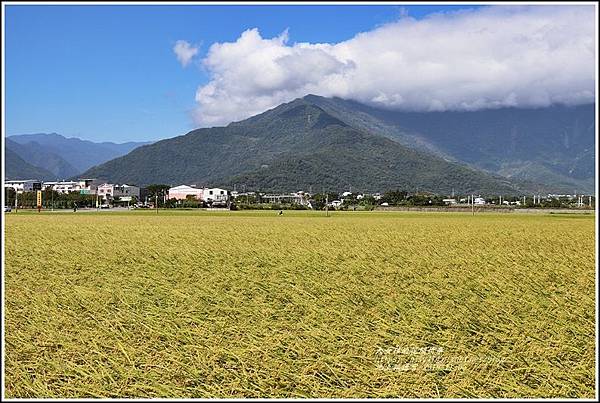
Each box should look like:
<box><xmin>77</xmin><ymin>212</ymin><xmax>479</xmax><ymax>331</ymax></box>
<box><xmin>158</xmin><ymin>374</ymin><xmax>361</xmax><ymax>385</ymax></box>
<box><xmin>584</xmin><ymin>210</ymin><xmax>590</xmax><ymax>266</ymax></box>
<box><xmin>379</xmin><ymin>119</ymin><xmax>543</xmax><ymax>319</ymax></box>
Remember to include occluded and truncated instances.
<box><xmin>375</xmin><ymin>206</ymin><xmax>594</xmax><ymax>214</ymax></box>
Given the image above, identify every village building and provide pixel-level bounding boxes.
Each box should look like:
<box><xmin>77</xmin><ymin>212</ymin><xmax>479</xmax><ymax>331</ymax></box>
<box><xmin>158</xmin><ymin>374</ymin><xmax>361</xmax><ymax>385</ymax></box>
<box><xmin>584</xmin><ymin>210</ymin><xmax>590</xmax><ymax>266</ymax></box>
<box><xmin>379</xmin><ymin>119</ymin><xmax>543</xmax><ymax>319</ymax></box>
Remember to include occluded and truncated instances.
<box><xmin>168</xmin><ymin>185</ymin><xmax>204</xmax><ymax>201</ymax></box>
<box><xmin>97</xmin><ymin>183</ymin><xmax>140</xmax><ymax>200</ymax></box>
<box><xmin>261</xmin><ymin>191</ymin><xmax>310</xmax><ymax>206</ymax></box>
<box><xmin>4</xmin><ymin>179</ymin><xmax>42</xmax><ymax>193</ymax></box>
<box><xmin>203</xmin><ymin>188</ymin><xmax>230</xmax><ymax>205</ymax></box>
<box><xmin>42</xmin><ymin>178</ymin><xmax>99</xmax><ymax>194</ymax></box>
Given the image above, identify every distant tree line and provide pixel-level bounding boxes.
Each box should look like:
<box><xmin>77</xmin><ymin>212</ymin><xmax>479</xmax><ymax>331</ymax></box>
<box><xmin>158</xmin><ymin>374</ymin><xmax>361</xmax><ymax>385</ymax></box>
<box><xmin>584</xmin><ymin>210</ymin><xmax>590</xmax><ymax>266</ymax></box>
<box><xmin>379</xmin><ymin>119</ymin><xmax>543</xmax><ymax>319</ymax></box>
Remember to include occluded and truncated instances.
<box><xmin>4</xmin><ymin>188</ymin><xmax>97</xmax><ymax>209</ymax></box>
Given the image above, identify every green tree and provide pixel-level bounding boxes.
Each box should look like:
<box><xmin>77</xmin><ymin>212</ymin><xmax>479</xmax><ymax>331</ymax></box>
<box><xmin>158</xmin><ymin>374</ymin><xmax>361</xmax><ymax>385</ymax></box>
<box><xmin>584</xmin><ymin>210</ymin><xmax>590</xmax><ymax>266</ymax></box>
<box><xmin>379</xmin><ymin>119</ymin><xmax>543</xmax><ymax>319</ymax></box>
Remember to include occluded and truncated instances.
<box><xmin>311</xmin><ymin>192</ymin><xmax>339</xmax><ymax>210</ymax></box>
<box><xmin>145</xmin><ymin>184</ymin><xmax>170</xmax><ymax>207</ymax></box>
<box><xmin>381</xmin><ymin>190</ymin><xmax>407</xmax><ymax>206</ymax></box>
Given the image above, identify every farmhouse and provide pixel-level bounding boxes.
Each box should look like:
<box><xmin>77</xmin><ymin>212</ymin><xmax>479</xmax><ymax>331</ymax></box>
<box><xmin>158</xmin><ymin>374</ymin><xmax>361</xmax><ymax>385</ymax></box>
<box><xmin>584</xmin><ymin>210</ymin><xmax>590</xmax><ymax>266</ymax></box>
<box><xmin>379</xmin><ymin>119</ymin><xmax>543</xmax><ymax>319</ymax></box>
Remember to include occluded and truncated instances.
<box><xmin>203</xmin><ymin>188</ymin><xmax>230</xmax><ymax>205</ymax></box>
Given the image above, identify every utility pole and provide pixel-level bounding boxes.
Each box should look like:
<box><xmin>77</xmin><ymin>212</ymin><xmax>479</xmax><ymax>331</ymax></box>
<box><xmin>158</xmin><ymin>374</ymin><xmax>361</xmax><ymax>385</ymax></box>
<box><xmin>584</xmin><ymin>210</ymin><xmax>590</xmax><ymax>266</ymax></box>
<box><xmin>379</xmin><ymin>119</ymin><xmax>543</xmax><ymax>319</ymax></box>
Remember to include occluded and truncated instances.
<box><xmin>325</xmin><ymin>193</ymin><xmax>329</xmax><ymax>217</ymax></box>
<box><xmin>589</xmin><ymin>196</ymin><xmax>592</xmax><ymax>208</ymax></box>
<box><xmin>155</xmin><ymin>193</ymin><xmax>158</xmax><ymax>214</ymax></box>
<box><xmin>471</xmin><ymin>193</ymin><xmax>474</xmax><ymax>216</ymax></box>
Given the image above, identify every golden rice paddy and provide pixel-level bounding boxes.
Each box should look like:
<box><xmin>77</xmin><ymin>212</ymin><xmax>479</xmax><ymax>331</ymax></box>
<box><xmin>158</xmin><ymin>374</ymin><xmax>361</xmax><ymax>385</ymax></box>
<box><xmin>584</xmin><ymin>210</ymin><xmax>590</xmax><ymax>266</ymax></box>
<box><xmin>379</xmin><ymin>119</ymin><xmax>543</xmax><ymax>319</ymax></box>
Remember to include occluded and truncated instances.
<box><xmin>3</xmin><ymin>210</ymin><xmax>596</xmax><ymax>398</ymax></box>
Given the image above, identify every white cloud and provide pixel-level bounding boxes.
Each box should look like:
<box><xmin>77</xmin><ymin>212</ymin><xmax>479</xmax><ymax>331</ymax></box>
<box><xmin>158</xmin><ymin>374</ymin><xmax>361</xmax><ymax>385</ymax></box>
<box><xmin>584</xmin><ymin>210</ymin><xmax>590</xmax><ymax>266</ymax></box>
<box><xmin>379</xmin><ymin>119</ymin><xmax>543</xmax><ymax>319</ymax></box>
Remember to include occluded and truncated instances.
<box><xmin>173</xmin><ymin>40</ymin><xmax>199</xmax><ymax>67</ymax></box>
<box><xmin>191</xmin><ymin>5</ymin><xmax>595</xmax><ymax>127</ymax></box>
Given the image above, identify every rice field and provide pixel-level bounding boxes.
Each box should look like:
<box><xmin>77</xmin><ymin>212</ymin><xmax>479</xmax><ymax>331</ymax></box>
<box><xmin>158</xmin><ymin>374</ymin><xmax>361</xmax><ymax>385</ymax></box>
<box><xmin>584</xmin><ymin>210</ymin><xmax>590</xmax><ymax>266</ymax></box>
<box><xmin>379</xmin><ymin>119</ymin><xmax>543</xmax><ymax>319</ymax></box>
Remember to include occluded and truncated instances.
<box><xmin>3</xmin><ymin>210</ymin><xmax>597</xmax><ymax>398</ymax></box>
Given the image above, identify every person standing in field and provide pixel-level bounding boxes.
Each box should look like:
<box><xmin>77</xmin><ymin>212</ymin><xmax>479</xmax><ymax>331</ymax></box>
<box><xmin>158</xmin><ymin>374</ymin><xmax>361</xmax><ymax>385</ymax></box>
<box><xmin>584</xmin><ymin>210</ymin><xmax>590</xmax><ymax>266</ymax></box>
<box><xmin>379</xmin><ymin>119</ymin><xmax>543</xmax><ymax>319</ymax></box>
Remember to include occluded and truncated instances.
<box><xmin>73</xmin><ymin>202</ymin><xmax>78</xmax><ymax>212</ymax></box>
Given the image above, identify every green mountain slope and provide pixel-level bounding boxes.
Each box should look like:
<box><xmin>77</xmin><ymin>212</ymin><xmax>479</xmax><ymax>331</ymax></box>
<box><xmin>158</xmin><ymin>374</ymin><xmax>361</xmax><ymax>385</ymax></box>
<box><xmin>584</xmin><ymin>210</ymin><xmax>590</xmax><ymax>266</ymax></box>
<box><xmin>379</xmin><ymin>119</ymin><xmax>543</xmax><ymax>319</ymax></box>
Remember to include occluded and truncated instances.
<box><xmin>8</xmin><ymin>133</ymin><xmax>151</xmax><ymax>173</ymax></box>
<box><xmin>5</xmin><ymin>148</ymin><xmax>57</xmax><ymax>181</ymax></box>
<box><xmin>81</xmin><ymin>97</ymin><xmax>536</xmax><ymax>194</ymax></box>
<box><xmin>305</xmin><ymin>95</ymin><xmax>595</xmax><ymax>193</ymax></box>
<box><xmin>6</xmin><ymin>138</ymin><xmax>79</xmax><ymax>178</ymax></box>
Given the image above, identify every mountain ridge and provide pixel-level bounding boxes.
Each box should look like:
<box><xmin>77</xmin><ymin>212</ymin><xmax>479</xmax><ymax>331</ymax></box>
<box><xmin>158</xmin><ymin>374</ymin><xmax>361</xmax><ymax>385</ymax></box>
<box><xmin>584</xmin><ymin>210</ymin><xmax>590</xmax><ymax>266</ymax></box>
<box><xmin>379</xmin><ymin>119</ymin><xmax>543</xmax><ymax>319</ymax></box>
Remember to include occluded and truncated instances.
<box><xmin>5</xmin><ymin>148</ymin><xmax>57</xmax><ymax>181</ymax></box>
<box><xmin>6</xmin><ymin>138</ymin><xmax>79</xmax><ymax>179</ymax></box>
<box><xmin>80</xmin><ymin>97</ymin><xmax>543</xmax><ymax>194</ymax></box>
<box><xmin>304</xmin><ymin>95</ymin><xmax>595</xmax><ymax>193</ymax></box>
<box><xmin>6</xmin><ymin>133</ymin><xmax>152</xmax><ymax>179</ymax></box>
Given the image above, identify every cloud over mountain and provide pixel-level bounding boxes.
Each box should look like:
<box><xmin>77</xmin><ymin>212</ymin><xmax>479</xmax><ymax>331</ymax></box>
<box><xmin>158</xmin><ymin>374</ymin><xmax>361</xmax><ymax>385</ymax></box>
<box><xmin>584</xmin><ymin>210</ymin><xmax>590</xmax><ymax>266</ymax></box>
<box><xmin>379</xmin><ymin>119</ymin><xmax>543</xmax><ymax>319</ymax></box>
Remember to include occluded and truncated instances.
<box><xmin>190</xmin><ymin>5</ymin><xmax>595</xmax><ymax>126</ymax></box>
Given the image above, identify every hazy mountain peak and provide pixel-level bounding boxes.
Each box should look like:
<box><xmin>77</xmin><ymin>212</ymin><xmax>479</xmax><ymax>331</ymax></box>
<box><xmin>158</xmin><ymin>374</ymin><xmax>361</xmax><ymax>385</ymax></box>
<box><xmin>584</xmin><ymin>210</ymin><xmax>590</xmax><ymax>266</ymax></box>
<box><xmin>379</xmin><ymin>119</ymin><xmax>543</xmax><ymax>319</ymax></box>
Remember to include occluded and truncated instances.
<box><xmin>302</xmin><ymin>94</ymin><xmax>327</xmax><ymax>103</ymax></box>
<box><xmin>6</xmin><ymin>133</ymin><xmax>152</xmax><ymax>176</ymax></box>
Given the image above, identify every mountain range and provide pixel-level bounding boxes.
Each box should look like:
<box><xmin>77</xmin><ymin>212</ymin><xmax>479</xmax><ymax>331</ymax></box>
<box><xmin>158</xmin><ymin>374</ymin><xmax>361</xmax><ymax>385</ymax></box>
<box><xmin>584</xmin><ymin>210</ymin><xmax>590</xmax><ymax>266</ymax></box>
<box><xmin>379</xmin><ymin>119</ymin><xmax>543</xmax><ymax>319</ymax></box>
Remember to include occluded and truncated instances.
<box><xmin>5</xmin><ymin>148</ymin><xmax>57</xmax><ymax>181</ymax></box>
<box><xmin>5</xmin><ymin>133</ymin><xmax>151</xmax><ymax>180</ymax></box>
<box><xmin>80</xmin><ymin>95</ymin><xmax>594</xmax><ymax>194</ymax></box>
<box><xmin>304</xmin><ymin>96</ymin><xmax>595</xmax><ymax>194</ymax></box>
<box><xmin>5</xmin><ymin>96</ymin><xmax>595</xmax><ymax>194</ymax></box>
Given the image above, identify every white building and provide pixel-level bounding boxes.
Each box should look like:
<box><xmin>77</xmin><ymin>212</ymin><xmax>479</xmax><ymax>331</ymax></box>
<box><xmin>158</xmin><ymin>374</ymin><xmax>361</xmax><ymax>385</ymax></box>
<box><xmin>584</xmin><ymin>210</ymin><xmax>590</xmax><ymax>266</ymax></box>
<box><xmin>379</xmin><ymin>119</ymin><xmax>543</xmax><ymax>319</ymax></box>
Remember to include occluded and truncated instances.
<box><xmin>4</xmin><ymin>180</ymin><xmax>42</xmax><ymax>193</ymax></box>
<box><xmin>474</xmin><ymin>197</ymin><xmax>486</xmax><ymax>205</ymax></box>
<box><xmin>442</xmin><ymin>198</ymin><xmax>457</xmax><ymax>205</ymax></box>
<box><xmin>168</xmin><ymin>185</ymin><xmax>204</xmax><ymax>201</ymax></box>
<box><xmin>45</xmin><ymin>181</ymin><xmax>80</xmax><ymax>194</ymax></box>
<box><xmin>97</xmin><ymin>184</ymin><xmax>114</xmax><ymax>199</ymax></box>
<box><xmin>203</xmin><ymin>188</ymin><xmax>230</xmax><ymax>205</ymax></box>
<box><xmin>42</xmin><ymin>179</ymin><xmax>98</xmax><ymax>194</ymax></box>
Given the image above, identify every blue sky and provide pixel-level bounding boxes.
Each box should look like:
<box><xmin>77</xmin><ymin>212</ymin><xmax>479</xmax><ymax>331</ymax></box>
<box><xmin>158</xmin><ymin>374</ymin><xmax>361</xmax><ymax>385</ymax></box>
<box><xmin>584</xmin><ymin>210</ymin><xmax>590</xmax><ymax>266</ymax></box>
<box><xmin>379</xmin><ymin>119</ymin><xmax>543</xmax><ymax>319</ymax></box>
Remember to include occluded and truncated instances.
<box><xmin>4</xmin><ymin>4</ymin><xmax>483</xmax><ymax>143</ymax></box>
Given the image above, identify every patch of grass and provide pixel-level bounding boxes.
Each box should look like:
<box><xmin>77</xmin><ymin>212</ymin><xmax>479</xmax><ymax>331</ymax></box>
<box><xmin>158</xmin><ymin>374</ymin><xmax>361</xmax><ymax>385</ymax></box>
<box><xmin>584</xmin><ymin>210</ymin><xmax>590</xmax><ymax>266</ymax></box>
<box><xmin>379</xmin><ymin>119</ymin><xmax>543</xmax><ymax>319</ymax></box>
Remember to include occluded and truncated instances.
<box><xmin>4</xmin><ymin>212</ymin><xmax>596</xmax><ymax>397</ymax></box>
